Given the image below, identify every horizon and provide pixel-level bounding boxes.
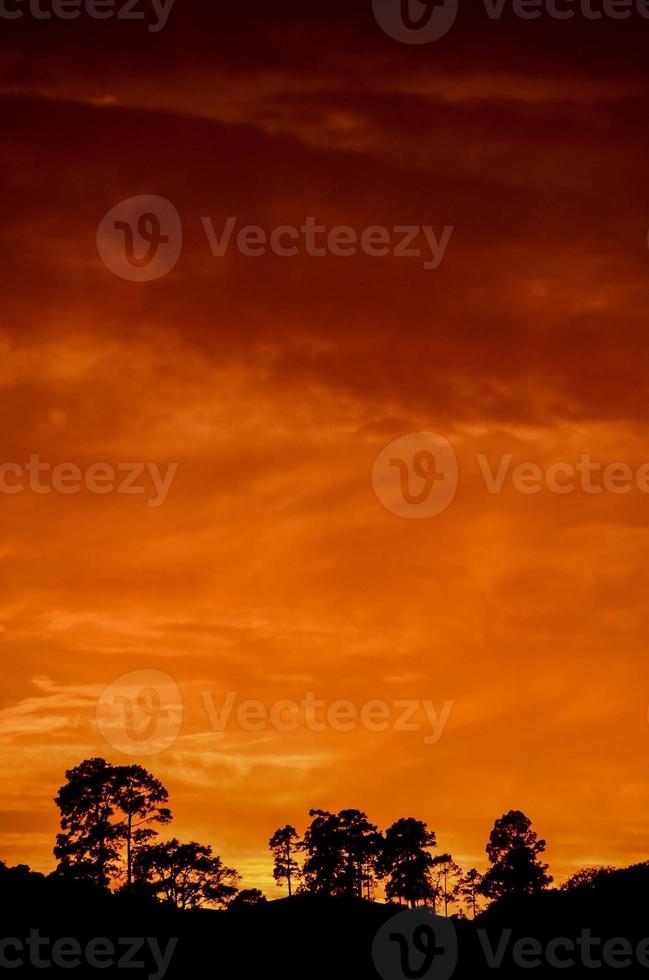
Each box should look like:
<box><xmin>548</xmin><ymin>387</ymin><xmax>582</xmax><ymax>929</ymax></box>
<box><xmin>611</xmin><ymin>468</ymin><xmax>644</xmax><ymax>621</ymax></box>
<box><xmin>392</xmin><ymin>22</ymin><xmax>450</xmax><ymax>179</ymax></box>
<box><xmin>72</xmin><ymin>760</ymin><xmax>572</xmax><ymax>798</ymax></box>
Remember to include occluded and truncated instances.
<box><xmin>1</xmin><ymin>761</ymin><xmax>625</xmax><ymax>906</ymax></box>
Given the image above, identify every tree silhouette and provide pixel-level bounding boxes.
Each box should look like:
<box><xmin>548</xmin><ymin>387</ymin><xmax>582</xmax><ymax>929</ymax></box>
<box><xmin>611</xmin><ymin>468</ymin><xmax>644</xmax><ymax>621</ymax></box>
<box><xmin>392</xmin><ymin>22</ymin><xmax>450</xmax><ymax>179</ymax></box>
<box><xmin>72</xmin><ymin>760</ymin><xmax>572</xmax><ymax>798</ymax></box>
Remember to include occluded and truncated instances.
<box><xmin>458</xmin><ymin>867</ymin><xmax>483</xmax><ymax>918</ymax></box>
<box><xmin>134</xmin><ymin>839</ymin><xmax>239</xmax><ymax>909</ymax></box>
<box><xmin>561</xmin><ymin>866</ymin><xmax>616</xmax><ymax>892</ymax></box>
<box><xmin>54</xmin><ymin>758</ymin><xmax>121</xmax><ymax>888</ymax></box>
<box><xmin>432</xmin><ymin>853</ymin><xmax>462</xmax><ymax>916</ymax></box>
<box><xmin>301</xmin><ymin>809</ymin><xmax>382</xmax><ymax>898</ymax></box>
<box><xmin>269</xmin><ymin>825</ymin><xmax>301</xmax><ymax>897</ymax></box>
<box><xmin>300</xmin><ymin>810</ymin><xmax>344</xmax><ymax>896</ymax></box>
<box><xmin>480</xmin><ymin>810</ymin><xmax>552</xmax><ymax>900</ymax></box>
<box><xmin>338</xmin><ymin>809</ymin><xmax>383</xmax><ymax>899</ymax></box>
<box><xmin>54</xmin><ymin>758</ymin><xmax>171</xmax><ymax>890</ymax></box>
<box><xmin>377</xmin><ymin>817</ymin><xmax>437</xmax><ymax>908</ymax></box>
<box><xmin>229</xmin><ymin>888</ymin><xmax>267</xmax><ymax>908</ymax></box>
<box><xmin>111</xmin><ymin>765</ymin><xmax>171</xmax><ymax>889</ymax></box>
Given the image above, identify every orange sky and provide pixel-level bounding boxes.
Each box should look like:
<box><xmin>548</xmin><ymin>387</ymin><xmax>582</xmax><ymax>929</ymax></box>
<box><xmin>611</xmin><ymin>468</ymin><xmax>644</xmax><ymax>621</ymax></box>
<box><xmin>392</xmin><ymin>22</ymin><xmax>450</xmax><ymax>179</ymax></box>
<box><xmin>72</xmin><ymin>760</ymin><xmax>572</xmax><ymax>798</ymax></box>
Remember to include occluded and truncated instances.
<box><xmin>1</xmin><ymin>0</ymin><xmax>649</xmax><ymax>898</ymax></box>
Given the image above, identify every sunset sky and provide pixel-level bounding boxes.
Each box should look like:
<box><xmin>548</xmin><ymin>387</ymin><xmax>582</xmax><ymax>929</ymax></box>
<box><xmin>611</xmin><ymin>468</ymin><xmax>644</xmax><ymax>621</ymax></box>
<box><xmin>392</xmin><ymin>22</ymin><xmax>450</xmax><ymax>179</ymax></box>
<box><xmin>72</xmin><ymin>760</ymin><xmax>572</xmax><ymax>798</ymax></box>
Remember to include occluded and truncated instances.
<box><xmin>1</xmin><ymin>0</ymin><xmax>649</xmax><ymax>897</ymax></box>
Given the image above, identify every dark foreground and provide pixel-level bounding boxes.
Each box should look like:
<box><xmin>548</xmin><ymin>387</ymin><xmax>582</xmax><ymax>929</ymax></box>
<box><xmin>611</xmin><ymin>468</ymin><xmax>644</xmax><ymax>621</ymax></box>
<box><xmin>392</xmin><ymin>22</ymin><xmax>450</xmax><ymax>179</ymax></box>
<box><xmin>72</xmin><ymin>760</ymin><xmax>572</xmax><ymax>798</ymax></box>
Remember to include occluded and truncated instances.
<box><xmin>3</xmin><ymin>863</ymin><xmax>649</xmax><ymax>977</ymax></box>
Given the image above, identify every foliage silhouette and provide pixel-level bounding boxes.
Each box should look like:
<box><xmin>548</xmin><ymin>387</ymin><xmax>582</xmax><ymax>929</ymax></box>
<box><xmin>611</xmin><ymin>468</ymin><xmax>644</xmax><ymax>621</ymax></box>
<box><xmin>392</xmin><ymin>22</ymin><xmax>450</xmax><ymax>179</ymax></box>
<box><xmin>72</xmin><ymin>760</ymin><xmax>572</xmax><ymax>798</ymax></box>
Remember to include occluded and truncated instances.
<box><xmin>269</xmin><ymin>825</ymin><xmax>301</xmax><ymax>897</ymax></box>
<box><xmin>480</xmin><ymin>809</ymin><xmax>552</xmax><ymax>900</ymax></box>
<box><xmin>561</xmin><ymin>865</ymin><xmax>616</xmax><ymax>892</ymax></box>
<box><xmin>54</xmin><ymin>758</ymin><xmax>122</xmax><ymax>889</ymax></box>
<box><xmin>111</xmin><ymin>764</ymin><xmax>172</xmax><ymax>889</ymax></box>
<box><xmin>228</xmin><ymin>888</ymin><xmax>267</xmax><ymax>908</ymax></box>
<box><xmin>134</xmin><ymin>838</ymin><xmax>239</xmax><ymax>910</ymax></box>
<box><xmin>300</xmin><ymin>809</ymin><xmax>383</xmax><ymax>899</ymax></box>
<box><xmin>432</xmin><ymin>852</ymin><xmax>462</xmax><ymax>916</ymax></box>
<box><xmin>54</xmin><ymin>758</ymin><xmax>171</xmax><ymax>890</ymax></box>
<box><xmin>458</xmin><ymin>866</ymin><xmax>484</xmax><ymax>918</ymax></box>
<box><xmin>376</xmin><ymin>817</ymin><xmax>437</xmax><ymax>907</ymax></box>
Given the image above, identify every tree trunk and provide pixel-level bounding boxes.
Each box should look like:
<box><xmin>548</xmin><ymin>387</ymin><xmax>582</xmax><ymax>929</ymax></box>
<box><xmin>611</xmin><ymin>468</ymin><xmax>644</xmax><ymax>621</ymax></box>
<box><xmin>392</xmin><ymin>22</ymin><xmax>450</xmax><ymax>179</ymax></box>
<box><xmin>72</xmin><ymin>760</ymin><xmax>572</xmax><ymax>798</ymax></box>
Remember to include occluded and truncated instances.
<box><xmin>126</xmin><ymin>812</ymin><xmax>132</xmax><ymax>889</ymax></box>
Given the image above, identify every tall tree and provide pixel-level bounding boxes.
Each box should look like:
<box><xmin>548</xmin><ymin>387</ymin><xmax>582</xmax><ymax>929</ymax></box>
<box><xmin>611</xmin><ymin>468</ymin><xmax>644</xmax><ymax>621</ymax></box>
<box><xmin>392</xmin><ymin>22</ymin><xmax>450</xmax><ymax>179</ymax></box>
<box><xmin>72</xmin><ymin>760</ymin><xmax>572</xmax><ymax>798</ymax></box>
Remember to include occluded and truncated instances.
<box><xmin>54</xmin><ymin>758</ymin><xmax>121</xmax><ymax>889</ymax></box>
<box><xmin>480</xmin><ymin>810</ymin><xmax>552</xmax><ymax>900</ymax></box>
<box><xmin>111</xmin><ymin>765</ymin><xmax>172</xmax><ymax>889</ymax></box>
<box><xmin>134</xmin><ymin>839</ymin><xmax>239</xmax><ymax>910</ymax></box>
<box><xmin>458</xmin><ymin>867</ymin><xmax>483</xmax><ymax>919</ymax></box>
<box><xmin>54</xmin><ymin>758</ymin><xmax>171</xmax><ymax>889</ymax></box>
<box><xmin>377</xmin><ymin>817</ymin><xmax>437</xmax><ymax>908</ymax></box>
<box><xmin>432</xmin><ymin>853</ymin><xmax>462</xmax><ymax>916</ymax></box>
<box><xmin>338</xmin><ymin>809</ymin><xmax>383</xmax><ymax>899</ymax></box>
<box><xmin>269</xmin><ymin>825</ymin><xmax>301</xmax><ymax>897</ymax></box>
<box><xmin>300</xmin><ymin>810</ymin><xmax>342</xmax><ymax>896</ymax></box>
<box><xmin>301</xmin><ymin>809</ymin><xmax>382</xmax><ymax>898</ymax></box>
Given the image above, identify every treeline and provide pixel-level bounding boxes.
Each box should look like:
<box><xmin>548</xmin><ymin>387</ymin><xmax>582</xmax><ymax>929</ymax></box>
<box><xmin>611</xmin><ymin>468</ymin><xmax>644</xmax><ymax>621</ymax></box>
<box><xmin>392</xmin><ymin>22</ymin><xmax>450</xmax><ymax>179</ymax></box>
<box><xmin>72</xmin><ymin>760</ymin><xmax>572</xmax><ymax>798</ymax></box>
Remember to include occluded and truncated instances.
<box><xmin>269</xmin><ymin>808</ymin><xmax>551</xmax><ymax>916</ymax></box>
<box><xmin>18</xmin><ymin>757</ymin><xmax>608</xmax><ymax>915</ymax></box>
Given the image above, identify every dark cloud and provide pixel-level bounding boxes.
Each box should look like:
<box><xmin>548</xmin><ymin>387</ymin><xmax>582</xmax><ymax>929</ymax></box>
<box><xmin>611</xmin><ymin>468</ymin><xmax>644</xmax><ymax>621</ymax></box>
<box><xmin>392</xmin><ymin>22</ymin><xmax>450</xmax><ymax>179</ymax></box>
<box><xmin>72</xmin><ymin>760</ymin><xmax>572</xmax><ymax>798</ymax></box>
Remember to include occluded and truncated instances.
<box><xmin>1</xmin><ymin>85</ymin><xmax>648</xmax><ymax>425</ymax></box>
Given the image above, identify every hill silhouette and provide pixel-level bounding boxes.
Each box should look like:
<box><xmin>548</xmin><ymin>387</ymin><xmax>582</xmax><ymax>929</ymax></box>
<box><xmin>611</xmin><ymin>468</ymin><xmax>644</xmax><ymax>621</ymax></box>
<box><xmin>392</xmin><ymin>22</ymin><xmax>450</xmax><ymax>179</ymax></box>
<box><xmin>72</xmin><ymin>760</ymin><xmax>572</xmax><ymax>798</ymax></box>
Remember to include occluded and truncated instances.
<box><xmin>3</xmin><ymin>860</ymin><xmax>649</xmax><ymax>977</ymax></box>
<box><xmin>3</xmin><ymin>761</ymin><xmax>647</xmax><ymax>977</ymax></box>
